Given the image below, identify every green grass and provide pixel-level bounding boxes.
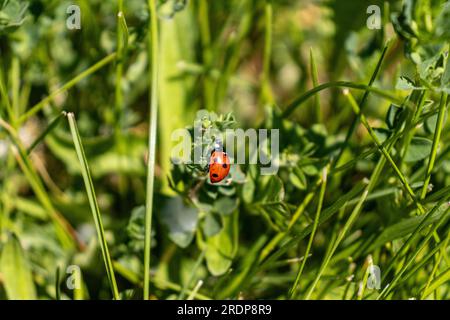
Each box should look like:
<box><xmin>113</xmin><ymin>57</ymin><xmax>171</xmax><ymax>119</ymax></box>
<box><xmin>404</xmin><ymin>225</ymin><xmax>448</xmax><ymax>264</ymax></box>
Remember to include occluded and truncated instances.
<box><xmin>0</xmin><ymin>0</ymin><xmax>449</xmax><ymax>300</ymax></box>
<box><xmin>67</xmin><ymin>112</ymin><xmax>119</xmax><ymax>299</ymax></box>
<box><xmin>143</xmin><ymin>0</ymin><xmax>159</xmax><ymax>300</ymax></box>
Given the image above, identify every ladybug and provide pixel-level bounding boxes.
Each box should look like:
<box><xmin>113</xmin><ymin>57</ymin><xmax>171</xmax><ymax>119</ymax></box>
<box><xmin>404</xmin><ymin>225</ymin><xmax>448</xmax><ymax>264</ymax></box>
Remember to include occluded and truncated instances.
<box><xmin>209</xmin><ymin>150</ymin><xmax>231</xmax><ymax>183</ymax></box>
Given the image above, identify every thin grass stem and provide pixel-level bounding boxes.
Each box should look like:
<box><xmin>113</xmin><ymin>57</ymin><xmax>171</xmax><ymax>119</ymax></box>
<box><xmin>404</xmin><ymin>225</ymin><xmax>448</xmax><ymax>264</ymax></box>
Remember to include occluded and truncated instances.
<box><xmin>67</xmin><ymin>112</ymin><xmax>120</xmax><ymax>299</ymax></box>
<box><xmin>143</xmin><ymin>0</ymin><xmax>159</xmax><ymax>300</ymax></box>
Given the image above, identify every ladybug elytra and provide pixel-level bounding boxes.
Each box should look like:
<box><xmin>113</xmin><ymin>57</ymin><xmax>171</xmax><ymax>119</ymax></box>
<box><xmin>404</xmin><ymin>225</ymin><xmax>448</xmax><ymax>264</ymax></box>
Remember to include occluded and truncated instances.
<box><xmin>209</xmin><ymin>150</ymin><xmax>231</xmax><ymax>183</ymax></box>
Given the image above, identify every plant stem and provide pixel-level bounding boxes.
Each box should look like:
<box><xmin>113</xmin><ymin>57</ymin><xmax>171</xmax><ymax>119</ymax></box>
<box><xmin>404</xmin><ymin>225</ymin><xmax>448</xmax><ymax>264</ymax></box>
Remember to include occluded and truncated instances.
<box><xmin>143</xmin><ymin>0</ymin><xmax>159</xmax><ymax>300</ymax></box>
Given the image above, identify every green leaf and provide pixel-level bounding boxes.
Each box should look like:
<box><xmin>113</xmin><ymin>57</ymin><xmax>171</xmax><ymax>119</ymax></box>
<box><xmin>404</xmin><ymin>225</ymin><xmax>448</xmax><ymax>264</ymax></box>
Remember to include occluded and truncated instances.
<box><xmin>205</xmin><ymin>211</ymin><xmax>239</xmax><ymax>276</ymax></box>
<box><xmin>425</xmin><ymin>109</ymin><xmax>448</xmax><ymax>134</ymax></box>
<box><xmin>0</xmin><ymin>234</ymin><xmax>37</xmax><ymax>300</ymax></box>
<box><xmin>404</xmin><ymin>137</ymin><xmax>433</xmax><ymax>162</ymax></box>
<box><xmin>127</xmin><ymin>206</ymin><xmax>146</xmax><ymax>241</ymax></box>
<box><xmin>373</xmin><ymin>128</ymin><xmax>391</xmax><ymax>144</ymax></box>
<box><xmin>249</xmin><ymin>175</ymin><xmax>289</xmax><ymax>231</ymax></box>
<box><xmin>0</xmin><ymin>0</ymin><xmax>28</xmax><ymax>33</ymax></box>
<box><xmin>386</xmin><ymin>104</ymin><xmax>404</xmax><ymax>130</ymax></box>
<box><xmin>289</xmin><ymin>167</ymin><xmax>307</xmax><ymax>190</ymax></box>
<box><xmin>213</xmin><ymin>197</ymin><xmax>238</xmax><ymax>215</ymax></box>
<box><xmin>160</xmin><ymin>196</ymin><xmax>198</xmax><ymax>248</ymax></box>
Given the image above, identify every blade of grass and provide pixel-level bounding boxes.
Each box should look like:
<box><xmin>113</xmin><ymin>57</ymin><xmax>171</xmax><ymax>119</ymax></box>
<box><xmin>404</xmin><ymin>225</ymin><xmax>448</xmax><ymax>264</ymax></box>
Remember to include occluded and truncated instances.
<box><xmin>11</xmin><ymin>57</ymin><xmax>21</xmax><ymax>118</ymax></box>
<box><xmin>143</xmin><ymin>0</ymin><xmax>159</xmax><ymax>300</ymax></box>
<box><xmin>381</xmin><ymin>198</ymin><xmax>450</xmax><ymax>282</ymax></box>
<box><xmin>357</xmin><ymin>256</ymin><xmax>373</xmax><ymax>300</ymax></box>
<box><xmin>289</xmin><ymin>166</ymin><xmax>328</xmax><ymax>298</ymax></box>
<box><xmin>113</xmin><ymin>261</ymin><xmax>212</xmax><ymax>300</ymax></box>
<box><xmin>114</xmin><ymin>4</ymin><xmax>130</xmax><ymax>206</ymax></box>
<box><xmin>420</xmin><ymin>93</ymin><xmax>448</xmax><ymax>199</ymax></box>
<box><xmin>73</xmin><ymin>268</ymin><xmax>86</xmax><ymax>300</ymax></box>
<box><xmin>67</xmin><ymin>112</ymin><xmax>120</xmax><ymax>300</ymax></box>
<box><xmin>0</xmin><ymin>67</ymin><xmax>16</xmax><ymax>126</ymax></box>
<box><xmin>27</xmin><ymin>111</ymin><xmax>66</xmax><ymax>154</ymax></box>
<box><xmin>397</xmin><ymin>91</ymin><xmax>426</xmax><ymax>167</ymax></box>
<box><xmin>332</xmin><ymin>129</ymin><xmax>404</xmax><ymax>174</ymax></box>
<box><xmin>399</xmin><ymin>240</ymin><xmax>445</xmax><ymax>285</ymax></box>
<box><xmin>422</xmin><ymin>267</ymin><xmax>450</xmax><ymax>299</ymax></box>
<box><xmin>377</xmin><ymin>201</ymin><xmax>450</xmax><ymax>299</ymax></box>
<box><xmin>421</xmin><ymin>232</ymin><xmax>449</xmax><ymax>299</ymax></box>
<box><xmin>303</xmin><ymin>132</ymin><xmax>399</xmax><ymax>299</ymax></box>
<box><xmin>304</xmin><ymin>186</ymin><xmax>370</xmax><ymax>299</ymax></box>
<box><xmin>309</xmin><ymin>48</ymin><xmax>321</xmax><ymax>123</ymax></box>
<box><xmin>365</xmin><ymin>201</ymin><xmax>448</xmax><ymax>252</ymax></box>
<box><xmin>282</xmin><ymin>80</ymin><xmax>406</xmax><ymax>118</ymax></box>
<box><xmin>259</xmin><ymin>179</ymin><xmax>368</xmax><ymax>271</ymax></box>
<box><xmin>19</xmin><ymin>53</ymin><xmax>117</xmax><ymax>123</ymax></box>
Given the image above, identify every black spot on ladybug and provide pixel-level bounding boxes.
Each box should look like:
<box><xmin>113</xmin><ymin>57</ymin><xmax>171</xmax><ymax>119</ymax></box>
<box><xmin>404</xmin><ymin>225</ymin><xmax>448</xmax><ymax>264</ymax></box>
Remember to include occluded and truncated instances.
<box><xmin>212</xmin><ymin>173</ymin><xmax>219</xmax><ymax>178</ymax></box>
<box><xmin>222</xmin><ymin>164</ymin><xmax>227</xmax><ymax>168</ymax></box>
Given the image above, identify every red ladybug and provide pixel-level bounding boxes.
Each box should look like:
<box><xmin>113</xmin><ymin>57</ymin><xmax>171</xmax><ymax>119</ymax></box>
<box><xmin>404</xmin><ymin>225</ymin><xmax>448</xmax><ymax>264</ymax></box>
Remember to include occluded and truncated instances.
<box><xmin>209</xmin><ymin>151</ymin><xmax>231</xmax><ymax>183</ymax></box>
